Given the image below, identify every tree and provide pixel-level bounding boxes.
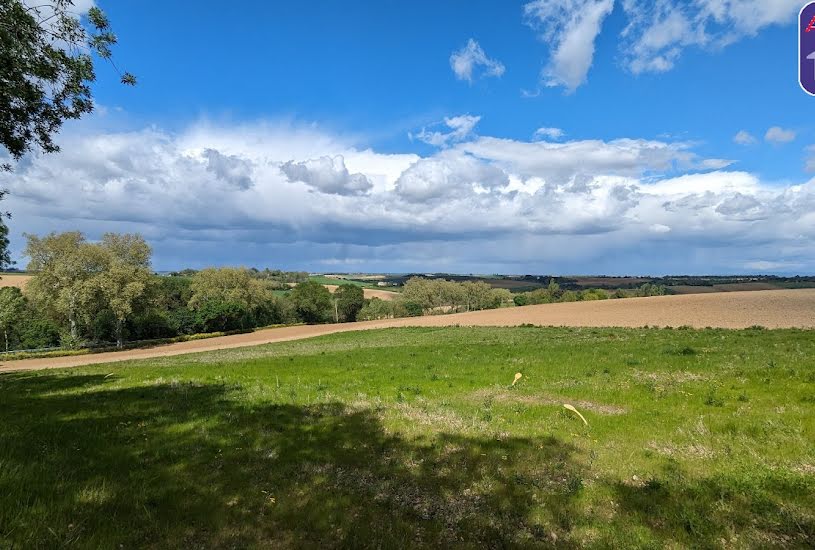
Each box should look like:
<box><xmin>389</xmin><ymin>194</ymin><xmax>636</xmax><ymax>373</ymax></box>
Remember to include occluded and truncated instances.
<box><xmin>95</xmin><ymin>233</ymin><xmax>153</xmax><ymax>347</ymax></box>
<box><xmin>0</xmin><ymin>286</ymin><xmax>25</xmax><ymax>351</ymax></box>
<box><xmin>0</xmin><ymin>0</ymin><xmax>134</xmax><ymax>169</ymax></box>
<box><xmin>290</xmin><ymin>281</ymin><xmax>332</xmax><ymax>324</ymax></box>
<box><xmin>334</xmin><ymin>284</ymin><xmax>364</xmax><ymax>322</ymax></box>
<box><xmin>462</xmin><ymin>281</ymin><xmax>494</xmax><ymax>311</ymax></box>
<box><xmin>24</xmin><ymin>231</ymin><xmax>107</xmax><ymax>342</ymax></box>
<box><xmin>0</xmin><ymin>189</ymin><xmax>10</xmax><ymax>269</ymax></box>
<box><xmin>358</xmin><ymin>297</ymin><xmax>396</xmax><ymax>321</ymax></box>
<box><xmin>189</xmin><ymin>267</ymin><xmax>276</xmax><ymax>313</ymax></box>
<box><xmin>187</xmin><ymin>267</ymin><xmax>281</xmax><ymax>331</ymax></box>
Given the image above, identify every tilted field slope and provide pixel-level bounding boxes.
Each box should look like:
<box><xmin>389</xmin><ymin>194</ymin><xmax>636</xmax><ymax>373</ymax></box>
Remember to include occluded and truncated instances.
<box><xmin>2</xmin><ymin>289</ymin><xmax>813</xmax><ymax>373</ymax></box>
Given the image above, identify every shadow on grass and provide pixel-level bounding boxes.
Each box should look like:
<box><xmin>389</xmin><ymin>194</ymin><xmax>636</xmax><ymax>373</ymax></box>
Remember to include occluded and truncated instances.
<box><xmin>0</xmin><ymin>373</ymin><xmax>812</xmax><ymax>548</ymax></box>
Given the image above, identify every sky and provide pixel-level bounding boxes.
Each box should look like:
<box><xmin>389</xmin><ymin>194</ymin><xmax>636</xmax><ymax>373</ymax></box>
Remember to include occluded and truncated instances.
<box><xmin>3</xmin><ymin>0</ymin><xmax>815</xmax><ymax>275</ymax></box>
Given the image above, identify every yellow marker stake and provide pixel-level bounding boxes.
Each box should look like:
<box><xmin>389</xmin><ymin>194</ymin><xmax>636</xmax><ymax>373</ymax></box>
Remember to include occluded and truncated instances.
<box><xmin>563</xmin><ymin>404</ymin><xmax>588</xmax><ymax>426</ymax></box>
<box><xmin>512</xmin><ymin>372</ymin><xmax>522</xmax><ymax>386</ymax></box>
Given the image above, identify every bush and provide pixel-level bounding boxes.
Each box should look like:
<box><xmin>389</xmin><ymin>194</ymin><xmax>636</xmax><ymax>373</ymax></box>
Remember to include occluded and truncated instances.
<box><xmin>513</xmin><ymin>294</ymin><xmax>529</xmax><ymax>307</ymax></box>
<box><xmin>15</xmin><ymin>316</ymin><xmax>61</xmax><ymax>350</ymax></box>
<box><xmin>290</xmin><ymin>281</ymin><xmax>333</xmax><ymax>324</ymax></box>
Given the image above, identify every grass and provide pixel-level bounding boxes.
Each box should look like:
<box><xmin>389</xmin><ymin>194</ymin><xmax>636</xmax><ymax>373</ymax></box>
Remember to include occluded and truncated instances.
<box><xmin>1</xmin><ymin>326</ymin><xmax>813</xmax><ymax>548</ymax></box>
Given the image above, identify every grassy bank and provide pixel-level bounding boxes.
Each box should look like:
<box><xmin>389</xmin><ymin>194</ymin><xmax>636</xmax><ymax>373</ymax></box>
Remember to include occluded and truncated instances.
<box><xmin>1</xmin><ymin>326</ymin><xmax>813</xmax><ymax>547</ymax></box>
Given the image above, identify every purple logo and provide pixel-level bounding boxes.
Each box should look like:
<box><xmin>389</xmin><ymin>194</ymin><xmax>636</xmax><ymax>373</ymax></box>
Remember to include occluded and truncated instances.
<box><xmin>801</xmin><ymin>2</ymin><xmax>815</xmax><ymax>95</ymax></box>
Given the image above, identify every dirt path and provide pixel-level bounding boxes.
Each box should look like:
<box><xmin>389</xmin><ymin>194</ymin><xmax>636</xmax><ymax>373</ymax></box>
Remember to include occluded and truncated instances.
<box><xmin>2</xmin><ymin>289</ymin><xmax>813</xmax><ymax>373</ymax></box>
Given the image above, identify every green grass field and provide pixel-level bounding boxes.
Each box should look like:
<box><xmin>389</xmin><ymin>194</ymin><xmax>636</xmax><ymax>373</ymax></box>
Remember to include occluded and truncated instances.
<box><xmin>1</xmin><ymin>327</ymin><xmax>813</xmax><ymax>548</ymax></box>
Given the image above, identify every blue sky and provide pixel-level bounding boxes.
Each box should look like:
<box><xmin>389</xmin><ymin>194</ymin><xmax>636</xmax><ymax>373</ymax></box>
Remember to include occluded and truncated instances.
<box><xmin>3</xmin><ymin>0</ymin><xmax>815</xmax><ymax>274</ymax></box>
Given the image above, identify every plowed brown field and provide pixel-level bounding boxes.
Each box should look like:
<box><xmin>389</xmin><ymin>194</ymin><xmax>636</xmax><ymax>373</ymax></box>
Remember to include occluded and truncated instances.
<box><xmin>0</xmin><ymin>274</ymin><xmax>31</xmax><ymax>289</ymax></box>
<box><xmin>2</xmin><ymin>289</ymin><xmax>813</xmax><ymax>373</ymax></box>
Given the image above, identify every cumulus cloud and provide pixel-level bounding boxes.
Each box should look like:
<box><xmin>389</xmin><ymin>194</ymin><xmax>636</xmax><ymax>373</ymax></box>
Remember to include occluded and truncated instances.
<box><xmin>524</xmin><ymin>0</ymin><xmax>615</xmax><ymax>92</ymax></box>
<box><xmin>3</xmin><ymin>120</ymin><xmax>815</xmax><ymax>274</ymax></box>
<box><xmin>203</xmin><ymin>149</ymin><xmax>254</xmax><ymax>190</ymax></box>
<box><xmin>449</xmin><ymin>39</ymin><xmax>506</xmax><ymax>83</ymax></box>
<box><xmin>281</xmin><ymin>155</ymin><xmax>373</xmax><ymax>195</ymax></box>
<box><xmin>765</xmin><ymin>126</ymin><xmax>796</xmax><ymax>144</ymax></box>
<box><xmin>533</xmin><ymin>127</ymin><xmax>565</xmax><ymax>140</ymax></box>
<box><xmin>412</xmin><ymin>115</ymin><xmax>481</xmax><ymax>147</ymax></box>
<box><xmin>394</xmin><ymin>150</ymin><xmax>509</xmax><ymax>202</ymax></box>
<box><xmin>733</xmin><ymin>130</ymin><xmax>757</xmax><ymax>145</ymax></box>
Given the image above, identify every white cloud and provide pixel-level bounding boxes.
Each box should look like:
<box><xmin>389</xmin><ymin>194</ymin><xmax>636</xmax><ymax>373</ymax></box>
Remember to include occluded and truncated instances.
<box><xmin>744</xmin><ymin>260</ymin><xmax>804</xmax><ymax>271</ymax></box>
<box><xmin>449</xmin><ymin>39</ymin><xmax>506</xmax><ymax>83</ymax></box>
<box><xmin>281</xmin><ymin>155</ymin><xmax>373</xmax><ymax>195</ymax></box>
<box><xmin>412</xmin><ymin>115</ymin><xmax>481</xmax><ymax>147</ymax></box>
<box><xmin>533</xmin><ymin>127</ymin><xmax>565</xmax><ymax>140</ymax></box>
<box><xmin>3</xmin><ymin>119</ymin><xmax>815</xmax><ymax>274</ymax></box>
<box><xmin>394</xmin><ymin>150</ymin><xmax>509</xmax><ymax>202</ymax></box>
<box><xmin>523</xmin><ymin>0</ymin><xmax>800</xmax><ymax>89</ymax></box>
<box><xmin>733</xmin><ymin>130</ymin><xmax>757</xmax><ymax>145</ymax></box>
<box><xmin>457</xmin><ymin>136</ymin><xmax>697</xmax><ymax>181</ymax></box>
<box><xmin>698</xmin><ymin>158</ymin><xmax>735</xmax><ymax>170</ymax></box>
<box><xmin>765</xmin><ymin>126</ymin><xmax>796</xmax><ymax>144</ymax></box>
<box><xmin>620</xmin><ymin>0</ymin><xmax>801</xmax><ymax>74</ymax></box>
<box><xmin>524</xmin><ymin>0</ymin><xmax>615</xmax><ymax>92</ymax></box>
<box><xmin>806</xmin><ymin>145</ymin><xmax>815</xmax><ymax>173</ymax></box>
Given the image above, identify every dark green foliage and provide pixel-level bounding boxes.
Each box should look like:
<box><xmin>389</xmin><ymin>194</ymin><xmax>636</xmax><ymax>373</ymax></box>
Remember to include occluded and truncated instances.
<box><xmin>192</xmin><ymin>300</ymin><xmax>254</xmax><ymax>333</ymax></box>
<box><xmin>0</xmin><ymin>0</ymin><xmax>134</xmax><ymax>167</ymax></box>
<box><xmin>401</xmin><ymin>300</ymin><xmax>424</xmax><ymax>317</ymax></box>
<box><xmin>0</xmin><ymin>288</ymin><xmax>60</xmax><ymax>350</ymax></box>
<box><xmin>0</xmin><ymin>190</ymin><xmax>10</xmax><ymax>269</ymax></box>
<box><xmin>334</xmin><ymin>284</ymin><xmax>364</xmax><ymax>322</ymax></box>
<box><xmin>637</xmin><ymin>283</ymin><xmax>667</xmax><ymax>297</ymax></box>
<box><xmin>290</xmin><ymin>280</ymin><xmax>333</xmax><ymax>324</ymax></box>
<box><xmin>14</xmin><ymin>314</ymin><xmax>60</xmax><ymax>349</ymax></box>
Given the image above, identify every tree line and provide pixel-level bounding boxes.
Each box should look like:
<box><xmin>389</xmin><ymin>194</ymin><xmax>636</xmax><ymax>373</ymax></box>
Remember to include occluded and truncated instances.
<box><xmin>0</xmin><ymin>232</ymin><xmax>366</xmax><ymax>352</ymax></box>
<box><xmin>0</xmin><ymin>231</ymin><xmax>668</xmax><ymax>353</ymax></box>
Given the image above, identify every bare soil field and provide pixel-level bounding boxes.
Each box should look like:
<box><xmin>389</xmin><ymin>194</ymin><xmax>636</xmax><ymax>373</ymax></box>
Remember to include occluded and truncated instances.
<box><xmin>286</xmin><ymin>282</ymin><xmax>397</xmax><ymax>300</ymax></box>
<box><xmin>323</xmin><ymin>284</ymin><xmax>397</xmax><ymax>301</ymax></box>
<box><xmin>0</xmin><ymin>274</ymin><xmax>32</xmax><ymax>289</ymax></box>
<box><xmin>2</xmin><ymin>289</ymin><xmax>812</xmax><ymax>373</ymax></box>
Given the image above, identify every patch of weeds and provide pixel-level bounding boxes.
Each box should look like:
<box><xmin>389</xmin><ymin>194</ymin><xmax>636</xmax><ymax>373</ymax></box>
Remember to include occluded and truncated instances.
<box><xmin>704</xmin><ymin>389</ymin><xmax>725</xmax><ymax>407</ymax></box>
<box><xmin>737</xmin><ymin>392</ymin><xmax>749</xmax><ymax>402</ymax></box>
<box><xmin>430</xmin><ymin>373</ymin><xmax>440</xmax><ymax>381</ymax></box>
<box><xmin>566</xmin><ymin>475</ymin><xmax>584</xmax><ymax>495</ymax></box>
<box><xmin>765</xmin><ymin>360</ymin><xmax>777</xmax><ymax>369</ymax></box>
<box><xmin>397</xmin><ymin>385</ymin><xmax>421</xmax><ymax>396</ymax></box>
<box><xmin>479</xmin><ymin>398</ymin><xmax>494</xmax><ymax>422</ymax></box>
<box><xmin>663</xmin><ymin>346</ymin><xmax>697</xmax><ymax>357</ymax></box>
